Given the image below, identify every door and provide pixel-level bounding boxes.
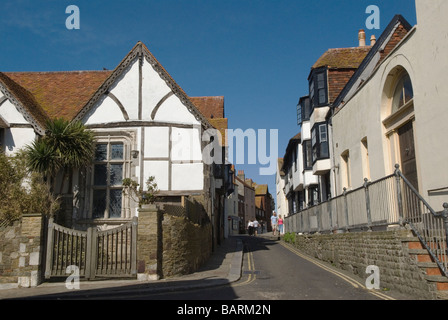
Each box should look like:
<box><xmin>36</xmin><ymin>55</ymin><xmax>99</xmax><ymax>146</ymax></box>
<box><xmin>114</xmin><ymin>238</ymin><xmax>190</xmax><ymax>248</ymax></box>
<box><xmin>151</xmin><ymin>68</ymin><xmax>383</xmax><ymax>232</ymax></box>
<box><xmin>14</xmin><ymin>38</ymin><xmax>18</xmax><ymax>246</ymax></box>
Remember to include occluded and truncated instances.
<box><xmin>398</xmin><ymin>121</ymin><xmax>418</xmax><ymax>190</ymax></box>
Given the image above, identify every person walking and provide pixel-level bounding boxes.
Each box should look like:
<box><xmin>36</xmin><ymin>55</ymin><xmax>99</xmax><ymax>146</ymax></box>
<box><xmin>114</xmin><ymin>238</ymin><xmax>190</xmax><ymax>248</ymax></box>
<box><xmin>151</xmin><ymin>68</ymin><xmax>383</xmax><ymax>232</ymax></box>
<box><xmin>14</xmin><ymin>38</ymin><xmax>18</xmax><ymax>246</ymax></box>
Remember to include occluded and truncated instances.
<box><xmin>278</xmin><ymin>215</ymin><xmax>284</xmax><ymax>235</ymax></box>
<box><xmin>270</xmin><ymin>212</ymin><xmax>278</xmax><ymax>236</ymax></box>
<box><xmin>253</xmin><ymin>219</ymin><xmax>259</xmax><ymax>236</ymax></box>
<box><xmin>247</xmin><ymin>220</ymin><xmax>254</xmax><ymax>236</ymax></box>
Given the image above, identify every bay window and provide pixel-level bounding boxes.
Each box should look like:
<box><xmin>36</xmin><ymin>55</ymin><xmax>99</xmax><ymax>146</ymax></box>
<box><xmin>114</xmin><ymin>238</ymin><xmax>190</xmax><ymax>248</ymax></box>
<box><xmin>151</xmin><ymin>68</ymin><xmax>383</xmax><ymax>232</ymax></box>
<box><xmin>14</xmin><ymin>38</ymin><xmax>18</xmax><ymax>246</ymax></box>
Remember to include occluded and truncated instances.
<box><xmin>309</xmin><ymin>67</ymin><xmax>328</xmax><ymax>108</ymax></box>
<box><xmin>311</xmin><ymin>123</ymin><xmax>329</xmax><ymax>163</ymax></box>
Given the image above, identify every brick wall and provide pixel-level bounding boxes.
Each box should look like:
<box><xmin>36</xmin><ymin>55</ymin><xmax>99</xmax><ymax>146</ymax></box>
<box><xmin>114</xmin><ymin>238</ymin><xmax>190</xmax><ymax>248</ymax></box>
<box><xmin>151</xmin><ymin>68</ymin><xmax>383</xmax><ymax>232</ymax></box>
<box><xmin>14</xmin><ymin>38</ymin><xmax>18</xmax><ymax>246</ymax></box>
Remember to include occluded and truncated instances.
<box><xmin>328</xmin><ymin>69</ymin><xmax>356</xmax><ymax>103</ymax></box>
<box><xmin>287</xmin><ymin>230</ymin><xmax>437</xmax><ymax>299</ymax></box>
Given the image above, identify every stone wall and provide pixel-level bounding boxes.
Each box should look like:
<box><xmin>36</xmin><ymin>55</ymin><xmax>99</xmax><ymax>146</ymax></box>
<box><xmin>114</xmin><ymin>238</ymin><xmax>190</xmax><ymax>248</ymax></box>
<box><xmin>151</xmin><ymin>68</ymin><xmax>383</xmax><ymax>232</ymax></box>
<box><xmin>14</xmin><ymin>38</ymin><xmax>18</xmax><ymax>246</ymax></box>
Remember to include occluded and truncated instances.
<box><xmin>0</xmin><ymin>214</ymin><xmax>45</xmax><ymax>289</ymax></box>
<box><xmin>162</xmin><ymin>214</ymin><xmax>212</xmax><ymax>278</ymax></box>
<box><xmin>137</xmin><ymin>204</ymin><xmax>212</xmax><ymax>281</ymax></box>
<box><xmin>287</xmin><ymin>229</ymin><xmax>437</xmax><ymax>299</ymax></box>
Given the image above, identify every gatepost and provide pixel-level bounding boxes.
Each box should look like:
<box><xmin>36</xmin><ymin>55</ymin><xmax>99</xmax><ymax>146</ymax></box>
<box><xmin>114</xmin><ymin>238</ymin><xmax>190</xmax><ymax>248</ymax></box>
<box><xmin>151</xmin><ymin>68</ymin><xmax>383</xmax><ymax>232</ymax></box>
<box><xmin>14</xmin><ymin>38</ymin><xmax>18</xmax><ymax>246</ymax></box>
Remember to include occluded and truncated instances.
<box><xmin>137</xmin><ymin>204</ymin><xmax>163</xmax><ymax>281</ymax></box>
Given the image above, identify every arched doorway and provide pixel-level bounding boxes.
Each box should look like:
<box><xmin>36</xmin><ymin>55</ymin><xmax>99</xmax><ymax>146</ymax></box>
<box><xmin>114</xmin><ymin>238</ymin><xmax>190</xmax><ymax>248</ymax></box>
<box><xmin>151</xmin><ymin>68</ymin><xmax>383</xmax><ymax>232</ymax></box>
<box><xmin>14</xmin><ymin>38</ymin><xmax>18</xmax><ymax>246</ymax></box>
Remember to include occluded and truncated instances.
<box><xmin>382</xmin><ymin>67</ymin><xmax>418</xmax><ymax>190</ymax></box>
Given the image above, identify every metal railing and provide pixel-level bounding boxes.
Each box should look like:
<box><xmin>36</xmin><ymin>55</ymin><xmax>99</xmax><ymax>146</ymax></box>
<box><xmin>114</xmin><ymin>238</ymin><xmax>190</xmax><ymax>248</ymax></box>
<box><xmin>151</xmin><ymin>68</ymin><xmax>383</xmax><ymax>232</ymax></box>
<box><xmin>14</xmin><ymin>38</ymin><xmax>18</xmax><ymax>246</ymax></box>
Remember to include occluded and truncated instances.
<box><xmin>285</xmin><ymin>165</ymin><xmax>448</xmax><ymax>276</ymax></box>
<box><xmin>396</xmin><ymin>168</ymin><xmax>448</xmax><ymax>277</ymax></box>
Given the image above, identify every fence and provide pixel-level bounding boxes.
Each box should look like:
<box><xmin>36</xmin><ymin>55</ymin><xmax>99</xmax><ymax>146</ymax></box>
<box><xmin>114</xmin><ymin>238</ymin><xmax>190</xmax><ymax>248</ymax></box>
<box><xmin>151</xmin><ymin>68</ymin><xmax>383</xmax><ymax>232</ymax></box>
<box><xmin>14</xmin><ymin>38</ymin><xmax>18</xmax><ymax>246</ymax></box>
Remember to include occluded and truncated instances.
<box><xmin>285</xmin><ymin>174</ymin><xmax>400</xmax><ymax>234</ymax></box>
<box><xmin>285</xmin><ymin>165</ymin><xmax>448</xmax><ymax>276</ymax></box>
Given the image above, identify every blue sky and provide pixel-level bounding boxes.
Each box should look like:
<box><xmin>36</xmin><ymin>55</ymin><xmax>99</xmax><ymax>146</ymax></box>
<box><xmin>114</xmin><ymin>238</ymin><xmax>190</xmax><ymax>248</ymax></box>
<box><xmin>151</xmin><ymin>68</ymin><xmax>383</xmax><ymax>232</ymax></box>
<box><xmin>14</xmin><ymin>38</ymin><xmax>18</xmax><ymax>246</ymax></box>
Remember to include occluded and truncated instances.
<box><xmin>0</xmin><ymin>0</ymin><xmax>417</xmax><ymax>202</ymax></box>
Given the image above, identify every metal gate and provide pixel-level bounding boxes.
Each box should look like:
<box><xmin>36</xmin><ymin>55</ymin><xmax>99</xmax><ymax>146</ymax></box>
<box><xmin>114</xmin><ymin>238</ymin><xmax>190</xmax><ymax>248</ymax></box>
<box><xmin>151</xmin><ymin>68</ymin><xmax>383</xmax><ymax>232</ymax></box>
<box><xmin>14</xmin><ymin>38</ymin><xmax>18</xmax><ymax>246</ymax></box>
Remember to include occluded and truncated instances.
<box><xmin>44</xmin><ymin>217</ymin><xmax>137</xmax><ymax>280</ymax></box>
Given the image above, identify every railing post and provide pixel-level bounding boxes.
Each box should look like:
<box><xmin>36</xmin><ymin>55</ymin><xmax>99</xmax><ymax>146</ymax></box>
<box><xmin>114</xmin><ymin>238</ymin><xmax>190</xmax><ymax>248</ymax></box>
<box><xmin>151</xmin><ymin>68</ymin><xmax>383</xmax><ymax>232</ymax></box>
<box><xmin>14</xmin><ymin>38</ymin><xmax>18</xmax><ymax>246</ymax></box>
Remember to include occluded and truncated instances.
<box><xmin>85</xmin><ymin>226</ymin><xmax>97</xmax><ymax>280</ymax></box>
<box><xmin>131</xmin><ymin>216</ymin><xmax>138</xmax><ymax>276</ymax></box>
<box><xmin>44</xmin><ymin>218</ymin><xmax>55</xmax><ymax>280</ymax></box>
<box><xmin>394</xmin><ymin>164</ymin><xmax>404</xmax><ymax>225</ymax></box>
<box><xmin>442</xmin><ymin>203</ymin><xmax>448</xmax><ymax>256</ymax></box>
<box><xmin>364</xmin><ymin>178</ymin><xmax>372</xmax><ymax>231</ymax></box>
<box><xmin>343</xmin><ymin>188</ymin><xmax>349</xmax><ymax>232</ymax></box>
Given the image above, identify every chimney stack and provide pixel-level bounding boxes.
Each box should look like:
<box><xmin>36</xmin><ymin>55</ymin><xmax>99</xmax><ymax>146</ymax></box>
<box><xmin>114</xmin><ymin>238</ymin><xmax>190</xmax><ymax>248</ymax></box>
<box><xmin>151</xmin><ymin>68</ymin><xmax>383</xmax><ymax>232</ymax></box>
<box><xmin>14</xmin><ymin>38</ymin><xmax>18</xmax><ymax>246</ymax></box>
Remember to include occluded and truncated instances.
<box><xmin>370</xmin><ymin>35</ymin><xmax>377</xmax><ymax>46</ymax></box>
<box><xmin>358</xmin><ymin>29</ymin><xmax>366</xmax><ymax>47</ymax></box>
<box><xmin>237</xmin><ymin>170</ymin><xmax>245</xmax><ymax>181</ymax></box>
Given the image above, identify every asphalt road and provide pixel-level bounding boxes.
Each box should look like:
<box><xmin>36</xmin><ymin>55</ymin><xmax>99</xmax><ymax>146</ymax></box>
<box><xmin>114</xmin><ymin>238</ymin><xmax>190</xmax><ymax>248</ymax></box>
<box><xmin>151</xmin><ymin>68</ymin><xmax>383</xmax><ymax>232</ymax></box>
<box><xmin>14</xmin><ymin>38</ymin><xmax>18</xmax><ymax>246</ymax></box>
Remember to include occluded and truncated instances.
<box><xmin>106</xmin><ymin>235</ymin><xmax>395</xmax><ymax>301</ymax></box>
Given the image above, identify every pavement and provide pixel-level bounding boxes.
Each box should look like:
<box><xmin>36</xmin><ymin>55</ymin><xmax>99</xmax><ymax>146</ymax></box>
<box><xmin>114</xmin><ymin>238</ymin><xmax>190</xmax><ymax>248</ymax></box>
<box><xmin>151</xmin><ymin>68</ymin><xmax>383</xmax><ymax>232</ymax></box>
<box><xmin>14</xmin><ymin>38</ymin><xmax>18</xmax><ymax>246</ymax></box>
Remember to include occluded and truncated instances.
<box><xmin>0</xmin><ymin>234</ymin><xmax>258</xmax><ymax>300</ymax></box>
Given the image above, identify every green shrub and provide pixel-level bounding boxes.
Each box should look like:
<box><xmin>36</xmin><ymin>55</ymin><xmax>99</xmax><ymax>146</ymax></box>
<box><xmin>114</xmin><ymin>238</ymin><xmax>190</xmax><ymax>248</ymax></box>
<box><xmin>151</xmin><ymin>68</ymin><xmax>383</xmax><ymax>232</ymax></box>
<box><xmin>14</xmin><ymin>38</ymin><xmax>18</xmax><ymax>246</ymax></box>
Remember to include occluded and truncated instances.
<box><xmin>0</xmin><ymin>151</ymin><xmax>60</xmax><ymax>223</ymax></box>
<box><xmin>283</xmin><ymin>232</ymin><xmax>296</xmax><ymax>244</ymax></box>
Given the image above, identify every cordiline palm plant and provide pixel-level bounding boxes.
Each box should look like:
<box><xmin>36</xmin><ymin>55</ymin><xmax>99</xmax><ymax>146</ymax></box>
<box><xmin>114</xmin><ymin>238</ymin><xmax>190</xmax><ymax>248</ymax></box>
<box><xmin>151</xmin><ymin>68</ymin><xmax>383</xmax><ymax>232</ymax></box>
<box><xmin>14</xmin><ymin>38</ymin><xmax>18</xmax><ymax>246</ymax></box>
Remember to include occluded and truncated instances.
<box><xmin>25</xmin><ymin>118</ymin><xmax>95</xmax><ymax>195</ymax></box>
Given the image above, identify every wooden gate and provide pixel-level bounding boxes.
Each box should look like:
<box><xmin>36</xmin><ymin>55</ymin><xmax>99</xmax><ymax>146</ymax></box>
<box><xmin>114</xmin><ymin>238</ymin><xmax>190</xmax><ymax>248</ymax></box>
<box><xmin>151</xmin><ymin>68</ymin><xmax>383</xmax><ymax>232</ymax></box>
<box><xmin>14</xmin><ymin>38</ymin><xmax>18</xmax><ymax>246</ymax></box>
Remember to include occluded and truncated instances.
<box><xmin>44</xmin><ymin>217</ymin><xmax>137</xmax><ymax>280</ymax></box>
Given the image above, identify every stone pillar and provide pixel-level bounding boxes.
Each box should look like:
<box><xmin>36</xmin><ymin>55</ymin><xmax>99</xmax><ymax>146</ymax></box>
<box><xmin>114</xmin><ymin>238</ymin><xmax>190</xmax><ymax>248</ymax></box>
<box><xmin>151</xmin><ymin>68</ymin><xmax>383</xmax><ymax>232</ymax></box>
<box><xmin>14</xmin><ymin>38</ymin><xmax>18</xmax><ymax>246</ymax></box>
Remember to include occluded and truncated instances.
<box><xmin>137</xmin><ymin>204</ymin><xmax>163</xmax><ymax>281</ymax></box>
<box><xmin>18</xmin><ymin>213</ymin><xmax>45</xmax><ymax>288</ymax></box>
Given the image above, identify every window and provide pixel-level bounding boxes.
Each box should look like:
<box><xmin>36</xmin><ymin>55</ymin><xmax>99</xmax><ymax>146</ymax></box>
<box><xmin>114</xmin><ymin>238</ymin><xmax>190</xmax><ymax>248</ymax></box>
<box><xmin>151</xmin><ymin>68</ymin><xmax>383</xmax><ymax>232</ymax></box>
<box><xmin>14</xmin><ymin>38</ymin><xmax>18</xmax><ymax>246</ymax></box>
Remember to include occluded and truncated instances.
<box><xmin>293</xmin><ymin>146</ymin><xmax>298</xmax><ymax>172</ymax></box>
<box><xmin>361</xmin><ymin>137</ymin><xmax>370</xmax><ymax>180</ymax></box>
<box><xmin>298</xmin><ymin>96</ymin><xmax>312</xmax><ymax>124</ymax></box>
<box><xmin>92</xmin><ymin>142</ymin><xmax>125</xmax><ymax>219</ymax></box>
<box><xmin>341</xmin><ymin>150</ymin><xmax>351</xmax><ymax>189</ymax></box>
<box><xmin>0</xmin><ymin>128</ymin><xmax>4</xmax><ymax>152</ymax></box>
<box><xmin>311</xmin><ymin>123</ymin><xmax>330</xmax><ymax>163</ymax></box>
<box><xmin>392</xmin><ymin>73</ymin><xmax>413</xmax><ymax>113</ymax></box>
<box><xmin>309</xmin><ymin>68</ymin><xmax>328</xmax><ymax>108</ymax></box>
<box><xmin>303</xmin><ymin>140</ymin><xmax>312</xmax><ymax>170</ymax></box>
<box><xmin>308</xmin><ymin>186</ymin><xmax>319</xmax><ymax>206</ymax></box>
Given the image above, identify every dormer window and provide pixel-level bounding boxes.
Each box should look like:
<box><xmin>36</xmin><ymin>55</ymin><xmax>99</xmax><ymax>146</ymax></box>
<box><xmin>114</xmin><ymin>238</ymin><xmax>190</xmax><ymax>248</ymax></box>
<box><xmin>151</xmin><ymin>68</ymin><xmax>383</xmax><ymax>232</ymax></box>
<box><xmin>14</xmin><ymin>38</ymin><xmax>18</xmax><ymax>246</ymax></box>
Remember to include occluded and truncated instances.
<box><xmin>309</xmin><ymin>67</ymin><xmax>328</xmax><ymax>108</ymax></box>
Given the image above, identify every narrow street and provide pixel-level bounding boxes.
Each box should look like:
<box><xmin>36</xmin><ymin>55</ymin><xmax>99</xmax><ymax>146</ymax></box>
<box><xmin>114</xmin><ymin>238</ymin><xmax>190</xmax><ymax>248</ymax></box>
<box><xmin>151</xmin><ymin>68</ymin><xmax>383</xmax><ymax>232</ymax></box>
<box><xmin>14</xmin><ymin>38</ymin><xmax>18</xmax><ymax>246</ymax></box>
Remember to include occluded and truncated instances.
<box><xmin>102</xmin><ymin>235</ymin><xmax>401</xmax><ymax>301</ymax></box>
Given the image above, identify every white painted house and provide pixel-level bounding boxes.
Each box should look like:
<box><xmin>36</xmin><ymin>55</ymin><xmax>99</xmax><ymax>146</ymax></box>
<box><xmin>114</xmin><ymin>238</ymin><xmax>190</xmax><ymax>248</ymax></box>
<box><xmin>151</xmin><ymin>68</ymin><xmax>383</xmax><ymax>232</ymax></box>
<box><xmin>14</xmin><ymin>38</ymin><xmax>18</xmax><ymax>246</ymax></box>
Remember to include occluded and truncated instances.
<box><xmin>331</xmin><ymin>0</ymin><xmax>448</xmax><ymax>209</ymax></box>
<box><xmin>0</xmin><ymin>42</ymin><xmax>230</xmax><ymax>232</ymax></box>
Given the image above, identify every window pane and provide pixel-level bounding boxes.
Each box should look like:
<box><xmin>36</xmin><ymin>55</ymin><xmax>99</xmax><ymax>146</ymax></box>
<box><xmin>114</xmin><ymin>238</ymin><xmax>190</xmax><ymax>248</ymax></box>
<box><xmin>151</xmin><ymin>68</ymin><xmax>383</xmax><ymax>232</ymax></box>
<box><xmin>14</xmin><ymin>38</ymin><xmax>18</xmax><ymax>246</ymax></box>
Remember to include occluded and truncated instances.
<box><xmin>94</xmin><ymin>164</ymin><xmax>107</xmax><ymax>186</ymax></box>
<box><xmin>92</xmin><ymin>189</ymin><xmax>107</xmax><ymax>218</ymax></box>
<box><xmin>110</xmin><ymin>164</ymin><xmax>123</xmax><ymax>186</ymax></box>
<box><xmin>403</xmin><ymin>75</ymin><xmax>414</xmax><ymax>104</ymax></box>
<box><xmin>110</xmin><ymin>144</ymin><xmax>124</xmax><ymax>160</ymax></box>
<box><xmin>311</xmin><ymin>128</ymin><xmax>317</xmax><ymax>146</ymax></box>
<box><xmin>309</xmin><ymin>81</ymin><xmax>314</xmax><ymax>101</ymax></box>
<box><xmin>95</xmin><ymin>144</ymin><xmax>107</xmax><ymax>161</ymax></box>
<box><xmin>303</xmin><ymin>97</ymin><xmax>311</xmax><ymax>120</ymax></box>
<box><xmin>318</xmin><ymin>88</ymin><xmax>326</xmax><ymax>104</ymax></box>
<box><xmin>297</xmin><ymin>104</ymin><xmax>302</xmax><ymax>125</ymax></box>
<box><xmin>109</xmin><ymin>190</ymin><xmax>122</xmax><ymax>218</ymax></box>
<box><xmin>320</xmin><ymin>141</ymin><xmax>329</xmax><ymax>158</ymax></box>
<box><xmin>319</xmin><ymin>124</ymin><xmax>327</xmax><ymax>142</ymax></box>
<box><xmin>317</xmin><ymin>72</ymin><xmax>325</xmax><ymax>89</ymax></box>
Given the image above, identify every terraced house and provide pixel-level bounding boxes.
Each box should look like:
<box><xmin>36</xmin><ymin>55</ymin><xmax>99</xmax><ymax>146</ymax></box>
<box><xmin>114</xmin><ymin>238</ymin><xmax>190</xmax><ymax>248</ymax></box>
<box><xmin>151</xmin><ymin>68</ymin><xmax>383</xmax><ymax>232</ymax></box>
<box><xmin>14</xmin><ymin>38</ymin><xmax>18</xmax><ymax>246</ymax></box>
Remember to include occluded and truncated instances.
<box><xmin>281</xmin><ymin>0</ymin><xmax>448</xmax><ymax>298</ymax></box>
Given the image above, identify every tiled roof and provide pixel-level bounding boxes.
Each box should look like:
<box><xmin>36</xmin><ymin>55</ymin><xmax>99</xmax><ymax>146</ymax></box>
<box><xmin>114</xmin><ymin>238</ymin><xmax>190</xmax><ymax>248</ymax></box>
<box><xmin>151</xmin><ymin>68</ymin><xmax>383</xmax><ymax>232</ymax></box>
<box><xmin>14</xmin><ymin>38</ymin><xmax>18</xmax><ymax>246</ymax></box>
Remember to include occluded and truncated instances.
<box><xmin>209</xmin><ymin>118</ymin><xmax>228</xmax><ymax>146</ymax></box>
<box><xmin>278</xmin><ymin>158</ymin><xmax>285</xmax><ymax>176</ymax></box>
<box><xmin>255</xmin><ymin>184</ymin><xmax>268</xmax><ymax>195</ymax></box>
<box><xmin>6</xmin><ymin>71</ymin><xmax>112</xmax><ymax>121</ymax></box>
<box><xmin>190</xmin><ymin>96</ymin><xmax>225</xmax><ymax>119</ymax></box>
<box><xmin>2</xmin><ymin>42</ymin><xmax>222</xmax><ymax>129</ymax></box>
<box><xmin>0</xmin><ymin>72</ymin><xmax>49</xmax><ymax>131</ymax></box>
<box><xmin>313</xmin><ymin>47</ymin><xmax>372</xmax><ymax>69</ymax></box>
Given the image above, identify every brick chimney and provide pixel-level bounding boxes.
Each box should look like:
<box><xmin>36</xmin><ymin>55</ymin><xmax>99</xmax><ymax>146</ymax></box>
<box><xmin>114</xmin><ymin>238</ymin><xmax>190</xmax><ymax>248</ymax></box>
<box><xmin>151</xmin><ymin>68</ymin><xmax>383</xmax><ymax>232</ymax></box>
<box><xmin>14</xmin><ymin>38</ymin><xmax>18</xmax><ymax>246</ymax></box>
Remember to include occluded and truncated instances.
<box><xmin>358</xmin><ymin>29</ymin><xmax>366</xmax><ymax>47</ymax></box>
<box><xmin>237</xmin><ymin>170</ymin><xmax>245</xmax><ymax>181</ymax></box>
